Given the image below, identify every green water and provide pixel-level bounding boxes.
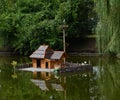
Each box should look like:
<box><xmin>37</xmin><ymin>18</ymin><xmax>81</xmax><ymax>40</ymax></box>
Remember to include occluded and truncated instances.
<box><xmin>0</xmin><ymin>55</ymin><xmax>120</xmax><ymax>100</ymax></box>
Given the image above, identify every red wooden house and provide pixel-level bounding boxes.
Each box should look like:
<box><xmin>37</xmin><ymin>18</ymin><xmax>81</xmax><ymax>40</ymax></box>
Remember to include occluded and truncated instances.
<box><xmin>29</xmin><ymin>45</ymin><xmax>65</xmax><ymax>69</ymax></box>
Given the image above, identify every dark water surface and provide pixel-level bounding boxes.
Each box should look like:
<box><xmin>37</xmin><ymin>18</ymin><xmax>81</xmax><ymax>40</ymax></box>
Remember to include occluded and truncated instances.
<box><xmin>0</xmin><ymin>55</ymin><xmax>120</xmax><ymax>100</ymax></box>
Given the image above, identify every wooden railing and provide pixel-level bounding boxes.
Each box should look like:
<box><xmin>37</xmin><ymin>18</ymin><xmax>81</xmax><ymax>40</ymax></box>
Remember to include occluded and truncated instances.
<box><xmin>17</xmin><ymin>63</ymin><xmax>32</xmax><ymax>69</ymax></box>
<box><xmin>60</xmin><ymin>62</ymin><xmax>93</xmax><ymax>73</ymax></box>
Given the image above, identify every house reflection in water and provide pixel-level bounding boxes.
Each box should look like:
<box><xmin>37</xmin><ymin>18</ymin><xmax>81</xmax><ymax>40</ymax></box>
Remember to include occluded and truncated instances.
<box><xmin>32</xmin><ymin>71</ymin><xmax>66</xmax><ymax>91</ymax></box>
<box><xmin>31</xmin><ymin>71</ymin><xmax>93</xmax><ymax>100</ymax></box>
<box><xmin>31</xmin><ymin>71</ymin><xmax>67</xmax><ymax>100</ymax></box>
<box><xmin>33</xmin><ymin>71</ymin><xmax>54</xmax><ymax>80</ymax></box>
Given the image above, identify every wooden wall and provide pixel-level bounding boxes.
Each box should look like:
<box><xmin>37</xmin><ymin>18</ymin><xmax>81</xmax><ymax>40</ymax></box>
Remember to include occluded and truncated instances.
<box><xmin>32</xmin><ymin>59</ymin><xmax>37</xmax><ymax>68</ymax></box>
<box><xmin>32</xmin><ymin>58</ymin><xmax>64</xmax><ymax>69</ymax></box>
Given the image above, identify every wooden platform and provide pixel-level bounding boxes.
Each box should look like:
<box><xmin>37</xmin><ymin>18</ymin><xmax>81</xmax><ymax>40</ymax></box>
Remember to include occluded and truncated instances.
<box><xmin>17</xmin><ymin>62</ymin><xmax>92</xmax><ymax>73</ymax></box>
<box><xmin>58</xmin><ymin>62</ymin><xmax>93</xmax><ymax>73</ymax></box>
<box><xmin>18</xmin><ymin>67</ymin><xmax>54</xmax><ymax>72</ymax></box>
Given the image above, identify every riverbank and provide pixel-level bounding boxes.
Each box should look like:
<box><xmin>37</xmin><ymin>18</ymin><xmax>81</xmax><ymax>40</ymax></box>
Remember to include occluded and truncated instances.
<box><xmin>0</xmin><ymin>47</ymin><xmax>14</xmax><ymax>55</ymax></box>
<box><xmin>0</xmin><ymin>51</ymin><xmax>106</xmax><ymax>57</ymax></box>
<box><xmin>68</xmin><ymin>52</ymin><xmax>105</xmax><ymax>56</ymax></box>
<box><xmin>0</xmin><ymin>51</ymin><xmax>14</xmax><ymax>55</ymax></box>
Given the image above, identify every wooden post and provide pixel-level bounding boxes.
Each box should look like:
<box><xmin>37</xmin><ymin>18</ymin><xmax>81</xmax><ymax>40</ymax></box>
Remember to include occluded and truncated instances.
<box><xmin>63</xmin><ymin>28</ymin><xmax>66</xmax><ymax>63</ymax></box>
<box><xmin>60</xmin><ymin>20</ymin><xmax>68</xmax><ymax>63</ymax></box>
<box><xmin>63</xmin><ymin>29</ymin><xmax>66</xmax><ymax>52</ymax></box>
<box><xmin>60</xmin><ymin>20</ymin><xmax>68</xmax><ymax>52</ymax></box>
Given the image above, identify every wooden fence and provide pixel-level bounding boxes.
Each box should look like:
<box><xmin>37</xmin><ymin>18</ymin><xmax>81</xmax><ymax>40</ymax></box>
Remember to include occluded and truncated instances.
<box><xmin>17</xmin><ymin>63</ymin><xmax>32</xmax><ymax>69</ymax></box>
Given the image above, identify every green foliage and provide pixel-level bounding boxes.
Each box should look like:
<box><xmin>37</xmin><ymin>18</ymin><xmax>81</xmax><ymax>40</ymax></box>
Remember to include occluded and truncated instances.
<box><xmin>95</xmin><ymin>0</ymin><xmax>120</xmax><ymax>54</ymax></box>
<box><xmin>56</xmin><ymin>0</ymin><xmax>95</xmax><ymax>37</ymax></box>
<box><xmin>11</xmin><ymin>60</ymin><xmax>17</xmax><ymax>68</ymax></box>
<box><xmin>0</xmin><ymin>0</ymin><xmax>95</xmax><ymax>55</ymax></box>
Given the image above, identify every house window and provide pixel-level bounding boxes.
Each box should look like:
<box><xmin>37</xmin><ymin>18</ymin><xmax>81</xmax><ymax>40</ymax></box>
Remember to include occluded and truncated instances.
<box><xmin>37</xmin><ymin>60</ymin><xmax>41</xmax><ymax>68</ymax></box>
<box><xmin>46</xmin><ymin>62</ymin><xmax>49</xmax><ymax>68</ymax></box>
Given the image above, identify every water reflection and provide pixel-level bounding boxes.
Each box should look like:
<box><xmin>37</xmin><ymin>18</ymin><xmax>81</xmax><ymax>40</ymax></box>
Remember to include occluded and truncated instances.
<box><xmin>31</xmin><ymin>71</ymin><xmax>95</xmax><ymax>100</ymax></box>
<box><xmin>33</xmin><ymin>72</ymin><xmax>53</xmax><ymax>80</ymax></box>
<box><xmin>1</xmin><ymin>55</ymin><xmax>120</xmax><ymax>100</ymax></box>
<box><xmin>32</xmin><ymin>71</ymin><xmax>66</xmax><ymax>90</ymax></box>
<box><xmin>0</xmin><ymin>55</ymin><xmax>97</xmax><ymax>100</ymax></box>
<box><xmin>96</xmin><ymin>57</ymin><xmax>120</xmax><ymax>100</ymax></box>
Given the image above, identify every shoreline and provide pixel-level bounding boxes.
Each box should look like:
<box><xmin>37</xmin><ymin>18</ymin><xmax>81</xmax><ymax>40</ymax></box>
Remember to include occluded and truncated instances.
<box><xmin>68</xmin><ymin>52</ymin><xmax>105</xmax><ymax>56</ymax></box>
<box><xmin>0</xmin><ymin>51</ymin><xmax>14</xmax><ymax>55</ymax></box>
<box><xmin>0</xmin><ymin>51</ymin><xmax>106</xmax><ymax>56</ymax></box>
<box><xmin>0</xmin><ymin>51</ymin><xmax>116</xmax><ymax>57</ymax></box>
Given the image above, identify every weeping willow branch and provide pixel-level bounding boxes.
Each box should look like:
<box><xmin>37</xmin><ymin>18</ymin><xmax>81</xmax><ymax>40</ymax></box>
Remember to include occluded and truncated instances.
<box><xmin>104</xmin><ymin>30</ymin><xmax>116</xmax><ymax>52</ymax></box>
<box><xmin>95</xmin><ymin>0</ymin><xmax>120</xmax><ymax>54</ymax></box>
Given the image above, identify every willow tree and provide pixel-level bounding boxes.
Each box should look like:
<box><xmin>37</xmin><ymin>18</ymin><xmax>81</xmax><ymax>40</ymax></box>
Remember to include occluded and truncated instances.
<box><xmin>95</xmin><ymin>0</ymin><xmax>120</xmax><ymax>54</ymax></box>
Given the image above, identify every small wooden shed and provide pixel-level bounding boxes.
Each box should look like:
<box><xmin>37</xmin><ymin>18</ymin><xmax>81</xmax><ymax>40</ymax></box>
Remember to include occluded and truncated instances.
<box><xmin>29</xmin><ymin>45</ymin><xmax>65</xmax><ymax>69</ymax></box>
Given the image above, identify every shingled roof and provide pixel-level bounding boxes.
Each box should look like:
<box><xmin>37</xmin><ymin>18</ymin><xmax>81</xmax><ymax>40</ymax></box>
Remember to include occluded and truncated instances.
<box><xmin>30</xmin><ymin>45</ymin><xmax>49</xmax><ymax>59</ymax></box>
<box><xmin>30</xmin><ymin>45</ymin><xmax>65</xmax><ymax>60</ymax></box>
<box><xmin>50</xmin><ymin>51</ymin><xmax>64</xmax><ymax>60</ymax></box>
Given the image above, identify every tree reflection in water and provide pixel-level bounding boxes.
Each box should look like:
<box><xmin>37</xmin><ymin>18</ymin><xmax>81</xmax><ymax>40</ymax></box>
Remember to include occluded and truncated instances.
<box><xmin>96</xmin><ymin>57</ymin><xmax>120</xmax><ymax>100</ymax></box>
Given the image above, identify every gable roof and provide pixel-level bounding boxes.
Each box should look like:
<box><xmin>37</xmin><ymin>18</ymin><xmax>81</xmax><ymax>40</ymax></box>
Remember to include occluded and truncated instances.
<box><xmin>30</xmin><ymin>45</ymin><xmax>65</xmax><ymax>60</ymax></box>
<box><xmin>50</xmin><ymin>51</ymin><xmax>64</xmax><ymax>60</ymax></box>
<box><xmin>29</xmin><ymin>45</ymin><xmax>49</xmax><ymax>59</ymax></box>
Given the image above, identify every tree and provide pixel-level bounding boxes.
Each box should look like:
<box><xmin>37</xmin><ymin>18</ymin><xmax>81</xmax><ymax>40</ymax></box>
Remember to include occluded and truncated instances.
<box><xmin>56</xmin><ymin>0</ymin><xmax>95</xmax><ymax>37</ymax></box>
<box><xmin>0</xmin><ymin>0</ymin><xmax>95</xmax><ymax>55</ymax></box>
<box><xmin>95</xmin><ymin>0</ymin><xmax>120</xmax><ymax>54</ymax></box>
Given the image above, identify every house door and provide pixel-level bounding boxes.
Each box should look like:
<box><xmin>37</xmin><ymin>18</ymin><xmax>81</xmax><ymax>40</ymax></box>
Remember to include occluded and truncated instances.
<box><xmin>46</xmin><ymin>62</ymin><xmax>49</xmax><ymax>69</ymax></box>
<box><xmin>37</xmin><ymin>60</ymin><xmax>41</xmax><ymax>68</ymax></box>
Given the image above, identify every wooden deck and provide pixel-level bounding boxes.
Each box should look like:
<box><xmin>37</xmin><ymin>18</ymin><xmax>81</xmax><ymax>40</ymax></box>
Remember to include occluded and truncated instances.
<box><xmin>18</xmin><ymin>67</ymin><xmax>54</xmax><ymax>72</ymax></box>
<box><xmin>17</xmin><ymin>62</ymin><xmax>92</xmax><ymax>73</ymax></box>
<box><xmin>59</xmin><ymin>62</ymin><xmax>93</xmax><ymax>73</ymax></box>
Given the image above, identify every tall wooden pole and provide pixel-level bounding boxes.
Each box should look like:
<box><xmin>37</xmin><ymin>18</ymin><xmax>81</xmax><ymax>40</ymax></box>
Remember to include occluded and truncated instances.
<box><xmin>60</xmin><ymin>20</ymin><xmax>68</xmax><ymax>63</ymax></box>
<box><xmin>63</xmin><ymin>29</ymin><xmax>66</xmax><ymax>52</ymax></box>
<box><xmin>60</xmin><ymin>20</ymin><xmax>68</xmax><ymax>52</ymax></box>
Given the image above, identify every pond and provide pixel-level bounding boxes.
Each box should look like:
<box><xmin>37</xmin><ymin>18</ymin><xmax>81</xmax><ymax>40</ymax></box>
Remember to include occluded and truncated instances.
<box><xmin>0</xmin><ymin>55</ymin><xmax>120</xmax><ymax>100</ymax></box>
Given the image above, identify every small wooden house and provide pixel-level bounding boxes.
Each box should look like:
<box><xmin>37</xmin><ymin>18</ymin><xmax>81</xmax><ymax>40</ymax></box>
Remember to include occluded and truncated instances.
<box><xmin>29</xmin><ymin>45</ymin><xmax>65</xmax><ymax>69</ymax></box>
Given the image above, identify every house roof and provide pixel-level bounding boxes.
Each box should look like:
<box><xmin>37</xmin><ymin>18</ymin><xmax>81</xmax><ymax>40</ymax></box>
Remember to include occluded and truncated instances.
<box><xmin>30</xmin><ymin>45</ymin><xmax>49</xmax><ymax>59</ymax></box>
<box><xmin>50</xmin><ymin>51</ymin><xmax>64</xmax><ymax>60</ymax></box>
<box><xmin>38</xmin><ymin>45</ymin><xmax>49</xmax><ymax>51</ymax></box>
<box><xmin>30</xmin><ymin>45</ymin><xmax>65</xmax><ymax>60</ymax></box>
